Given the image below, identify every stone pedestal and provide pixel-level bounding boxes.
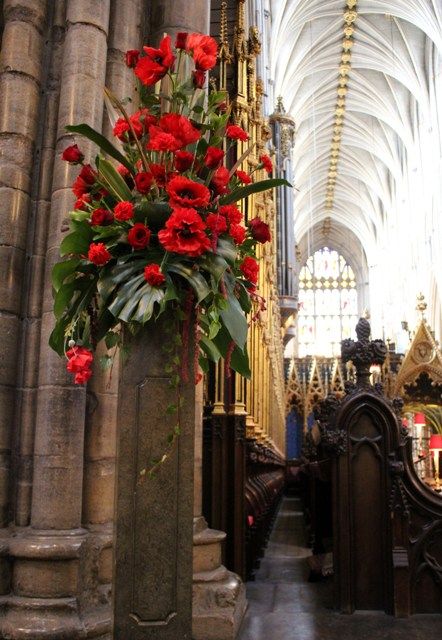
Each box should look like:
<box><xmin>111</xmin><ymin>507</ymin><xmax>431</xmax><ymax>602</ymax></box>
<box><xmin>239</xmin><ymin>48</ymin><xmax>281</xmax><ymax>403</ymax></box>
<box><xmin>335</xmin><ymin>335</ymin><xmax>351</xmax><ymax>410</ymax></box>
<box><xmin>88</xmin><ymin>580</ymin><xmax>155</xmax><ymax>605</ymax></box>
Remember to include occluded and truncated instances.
<box><xmin>113</xmin><ymin>319</ymin><xmax>195</xmax><ymax>640</ymax></box>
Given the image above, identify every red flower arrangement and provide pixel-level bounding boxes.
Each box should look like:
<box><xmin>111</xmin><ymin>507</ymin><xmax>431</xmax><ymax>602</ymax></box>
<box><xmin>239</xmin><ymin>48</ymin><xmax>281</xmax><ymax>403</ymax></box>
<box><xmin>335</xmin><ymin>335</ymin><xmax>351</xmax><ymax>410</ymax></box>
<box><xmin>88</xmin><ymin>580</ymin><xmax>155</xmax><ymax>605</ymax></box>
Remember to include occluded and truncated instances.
<box><xmin>51</xmin><ymin>32</ymin><xmax>288</xmax><ymax>385</ymax></box>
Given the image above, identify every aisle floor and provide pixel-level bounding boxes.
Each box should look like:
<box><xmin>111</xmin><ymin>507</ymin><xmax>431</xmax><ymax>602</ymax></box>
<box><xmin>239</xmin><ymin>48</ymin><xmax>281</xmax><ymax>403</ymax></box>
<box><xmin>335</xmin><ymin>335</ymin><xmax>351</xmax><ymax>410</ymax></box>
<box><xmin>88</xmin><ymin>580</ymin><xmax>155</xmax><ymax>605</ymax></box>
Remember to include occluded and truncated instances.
<box><xmin>237</xmin><ymin>496</ymin><xmax>442</xmax><ymax>640</ymax></box>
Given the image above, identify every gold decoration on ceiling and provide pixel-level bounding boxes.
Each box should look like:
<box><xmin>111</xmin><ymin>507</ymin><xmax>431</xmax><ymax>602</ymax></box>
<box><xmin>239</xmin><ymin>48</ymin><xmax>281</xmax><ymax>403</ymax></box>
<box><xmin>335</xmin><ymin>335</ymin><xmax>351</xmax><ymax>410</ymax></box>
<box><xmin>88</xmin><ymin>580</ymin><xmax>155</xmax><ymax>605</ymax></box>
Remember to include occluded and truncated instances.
<box><xmin>324</xmin><ymin>1</ymin><xmax>358</xmax><ymax>211</ymax></box>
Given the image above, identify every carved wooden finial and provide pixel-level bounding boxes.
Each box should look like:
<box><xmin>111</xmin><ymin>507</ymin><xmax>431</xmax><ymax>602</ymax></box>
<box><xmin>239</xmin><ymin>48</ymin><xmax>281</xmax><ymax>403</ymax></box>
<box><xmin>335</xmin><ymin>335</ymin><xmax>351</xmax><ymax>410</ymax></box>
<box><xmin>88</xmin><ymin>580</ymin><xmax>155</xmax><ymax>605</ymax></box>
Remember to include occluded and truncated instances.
<box><xmin>416</xmin><ymin>292</ymin><xmax>427</xmax><ymax>317</ymax></box>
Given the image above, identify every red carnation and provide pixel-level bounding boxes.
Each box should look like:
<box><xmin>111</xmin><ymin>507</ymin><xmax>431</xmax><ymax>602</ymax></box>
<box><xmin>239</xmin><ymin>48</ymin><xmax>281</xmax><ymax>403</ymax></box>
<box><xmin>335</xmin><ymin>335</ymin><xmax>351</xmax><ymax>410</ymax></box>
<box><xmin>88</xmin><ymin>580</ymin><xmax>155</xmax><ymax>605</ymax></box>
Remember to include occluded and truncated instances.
<box><xmin>204</xmin><ymin>146</ymin><xmax>224</xmax><ymax>169</ymax></box>
<box><xmin>113</xmin><ymin>115</ymin><xmax>143</xmax><ymax>141</ymax></box>
<box><xmin>235</xmin><ymin>169</ymin><xmax>252</xmax><ymax>184</ymax></box>
<box><xmin>192</xmin><ymin>70</ymin><xmax>206</xmax><ymax>88</ymax></box>
<box><xmin>260</xmin><ymin>154</ymin><xmax>273</xmax><ymax>174</ymax></box>
<box><xmin>148</xmin><ymin>113</ymin><xmax>200</xmax><ymax>152</ymax></box>
<box><xmin>72</xmin><ymin>164</ymin><xmax>96</xmax><ymax>197</ymax></box>
<box><xmin>186</xmin><ymin>34</ymin><xmax>218</xmax><ymax>71</ymax></box>
<box><xmin>128</xmin><ymin>223</ymin><xmax>151</xmax><ymax>249</ymax></box>
<box><xmin>125</xmin><ymin>49</ymin><xmax>140</xmax><ymax>68</ymax></box>
<box><xmin>88</xmin><ymin>242</ymin><xmax>111</xmax><ymax>266</ymax></box>
<box><xmin>206</xmin><ymin>213</ymin><xmax>228</xmax><ymax>235</ymax></box>
<box><xmin>144</xmin><ymin>264</ymin><xmax>166</xmax><ymax>286</ymax></box>
<box><xmin>175</xmin><ymin>32</ymin><xmax>188</xmax><ymax>49</ymax></box>
<box><xmin>219</xmin><ymin>204</ymin><xmax>242</xmax><ymax>225</ymax></box>
<box><xmin>226</xmin><ymin>124</ymin><xmax>249</xmax><ymax>141</ymax></box>
<box><xmin>211</xmin><ymin>166</ymin><xmax>230</xmax><ymax>195</ymax></box>
<box><xmin>62</xmin><ymin>144</ymin><xmax>84</xmax><ymax>164</ymax></box>
<box><xmin>158</xmin><ymin>207</ymin><xmax>211</xmax><ymax>257</ymax></box>
<box><xmin>134</xmin><ymin>35</ymin><xmax>175</xmax><ymax>86</ymax></box>
<box><xmin>174</xmin><ymin>150</ymin><xmax>194</xmax><ymax>172</ymax></box>
<box><xmin>249</xmin><ymin>217</ymin><xmax>271</xmax><ymax>243</ymax></box>
<box><xmin>66</xmin><ymin>345</ymin><xmax>93</xmax><ymax>385</ymax></box>
<box><xmin>91</xmin><ymin>208</ymin><xmax>114</xmax><ymax>226</ymax></box>
<box><xmin>114</xmin><ymin>201</ymin><xmax>134</xmax><ymax>221</ymax></box>
<box><xmin>134</xmin><ymin>171</ymin><xmax>154</xmax><ymax>194</ymax></box>
<box><xmin>230</xmin><ymin>223</ymin><xmax>246</xmax><ymax>245</ymax></box>
<box><xmin>74</xmin><ymin>194</ymin><xmax>92</xmax><ymax>211</ymax></box>
<box><xmin>166</xmin><ymin>176</ymin><xmax>211</xmax><ymax>208</ymax></box>
<box><xmin>149</xmin><ymin>163</ymin><xmax>167</xmax><ymax>187</ymax></box>
<box><xmin>240</xmin><ymin>256</ymin><xmax>259</xmax><ymax>284</ymax></box>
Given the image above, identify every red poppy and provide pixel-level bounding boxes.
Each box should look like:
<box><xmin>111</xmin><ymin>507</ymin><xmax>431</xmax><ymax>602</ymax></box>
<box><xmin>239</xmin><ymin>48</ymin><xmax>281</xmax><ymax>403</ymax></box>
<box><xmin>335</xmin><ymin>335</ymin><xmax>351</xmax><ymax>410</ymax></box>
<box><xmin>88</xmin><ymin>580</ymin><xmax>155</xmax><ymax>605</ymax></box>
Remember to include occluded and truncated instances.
<box><xmin>127</xmin><ymin>223</ymin><xmax>151</xmax><ymax>249</ymax></box>
<box><xmin>240</xmin><ymin>256</ymin><xmax>259</xmax><ymax>284</ymax></box>
<box><xmin>166</xmin><ymin>176</ymin><xmax>211</xmax><ymax>208</ymax></box>
<box><xmin>186</xmin><ymin>34</ymin><xmax>218</xmax><ymax>71</ymax></box>
<box><xmin>235</xmin><ymin>169</ymin><xmax>252</xmax><ymax>184</ymax></box>
<box><xmin>174</xmin><ymin>150</ymin><xmax>194</xmax><ymax>172</ymax></box>
<box><xmin>134</xmin><ymin>35</ymin><xmax>175</xmax><ymax>85</ymax></box>
<box><xmin>204</xmin><ymin>146</ymin><xmax>224</xmax><ymax>169</ymax></box>
<box><xmin>125</xmin><ymin>49</ymin><xmax>140</xmax><ymax>68</ymax></box>
<box><xmin>226</xmin><ymin>124</ymin><xmax>249</xmax><ymax>141</ymax></box>
<box><xmin>88</xmin><ymin>243</ymin><xmax>111</xmax><ymax>266</ymax></box>
<box><xmin>158</xmin><ymin>207</ymin><xmax>211</xmax><ymax>257</ymax></box>
<box><xmin>193</xmin><ymin>70</ymin><xmax>206</xmax><ymax>88</ymax></box>
<box><xmin>114</xmin><ymin>201</ymin><xmax>134</xmax><ymax>221</ymax></box>
<box><xmin>260</xmin><ymin>154</ymin><xmax>273</xmax><ymax>174</ymax></box>
<box><xmin>148</xmin><ymin>113</ymin><xmax>201</xmax><ymax>152</ymax></box>
<box><xmin>219</xmin><ymin>204</ymin><xmax>242</xmax><ymax>225</ymax></box>
<box><xmin>229</xmin><ymin>223</ymin><xmax>246</xmax><ymax>245</ymax></box>
<box><xmin>249</xmin><ymin>217</ymin><xmax>271</xmax><ymax>243</ymax></box>
<box><xmin>206</xmin><ymin>213</ymin><xmax>228</xmax><ymax>235</ymax></box>
<box><xmin>144</xmin><ymin>264</ymin><xmax>166</xmax><ymax>286</ymax></box>
<box><xmin>211</xmin><ymin>166</ymin><xmax>230</xmax><ymax>195</ymax></box>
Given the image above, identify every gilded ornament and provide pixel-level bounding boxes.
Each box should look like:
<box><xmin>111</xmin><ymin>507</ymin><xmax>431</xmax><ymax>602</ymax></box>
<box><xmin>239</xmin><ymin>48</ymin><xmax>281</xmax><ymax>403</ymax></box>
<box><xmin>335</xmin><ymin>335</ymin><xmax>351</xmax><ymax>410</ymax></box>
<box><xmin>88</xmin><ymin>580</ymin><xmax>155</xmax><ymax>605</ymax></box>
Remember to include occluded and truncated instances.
<box><xmin>337</xmin><ymin>87</ymin><xmax>347</xmax><ymax>97</ymax></box>
<box><xmin>344</xmin><ymin>10</ymin><xmax>358</xmax><ymax>24</ymax></box>
<box><xmin>342</xmin><ymin>38</ymin><xmax>354</xmax><ymax>51</ymax></box>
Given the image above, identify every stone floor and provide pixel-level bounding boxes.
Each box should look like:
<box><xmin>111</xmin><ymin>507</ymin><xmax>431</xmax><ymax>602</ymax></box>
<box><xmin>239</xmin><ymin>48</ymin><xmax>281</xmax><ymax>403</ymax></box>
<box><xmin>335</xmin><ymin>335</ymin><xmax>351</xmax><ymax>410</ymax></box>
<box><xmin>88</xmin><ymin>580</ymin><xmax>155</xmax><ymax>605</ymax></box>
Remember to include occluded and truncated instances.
<box><xmin>237</xmin><ymin>495</ymin><xmax>442</xmax><ymax>640</ymax></box>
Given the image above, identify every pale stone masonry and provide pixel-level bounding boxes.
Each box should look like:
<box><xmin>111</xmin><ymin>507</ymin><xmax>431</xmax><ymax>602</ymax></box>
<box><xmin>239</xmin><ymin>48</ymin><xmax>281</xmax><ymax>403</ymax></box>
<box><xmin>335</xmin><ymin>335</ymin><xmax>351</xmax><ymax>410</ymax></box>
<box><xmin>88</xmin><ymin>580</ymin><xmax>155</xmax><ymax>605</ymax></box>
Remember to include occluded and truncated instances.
<box><xmin>0</xmin><ymin>1</ymin><xmax>245</xmax><ymax>638</ymax></box>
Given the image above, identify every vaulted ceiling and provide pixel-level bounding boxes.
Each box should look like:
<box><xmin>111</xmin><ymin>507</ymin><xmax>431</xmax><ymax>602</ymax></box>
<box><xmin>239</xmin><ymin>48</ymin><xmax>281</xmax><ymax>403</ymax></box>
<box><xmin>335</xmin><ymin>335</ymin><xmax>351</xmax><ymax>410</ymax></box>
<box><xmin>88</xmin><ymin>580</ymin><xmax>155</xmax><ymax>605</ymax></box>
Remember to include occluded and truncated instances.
<box><xmin>270</xmin><ymin>0</ymin><xmax>442</xmax><ymax>272</ymax></box>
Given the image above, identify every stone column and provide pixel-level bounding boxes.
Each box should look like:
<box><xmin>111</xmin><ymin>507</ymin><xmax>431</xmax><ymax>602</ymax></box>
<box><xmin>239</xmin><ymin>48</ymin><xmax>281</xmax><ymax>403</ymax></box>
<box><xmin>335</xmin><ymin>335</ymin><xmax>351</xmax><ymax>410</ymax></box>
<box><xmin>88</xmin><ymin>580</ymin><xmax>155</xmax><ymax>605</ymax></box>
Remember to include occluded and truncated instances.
<box><xmin>192</xmin><ymin>386</ymin><xmax>247</xmax><ymax>640</ymax></box>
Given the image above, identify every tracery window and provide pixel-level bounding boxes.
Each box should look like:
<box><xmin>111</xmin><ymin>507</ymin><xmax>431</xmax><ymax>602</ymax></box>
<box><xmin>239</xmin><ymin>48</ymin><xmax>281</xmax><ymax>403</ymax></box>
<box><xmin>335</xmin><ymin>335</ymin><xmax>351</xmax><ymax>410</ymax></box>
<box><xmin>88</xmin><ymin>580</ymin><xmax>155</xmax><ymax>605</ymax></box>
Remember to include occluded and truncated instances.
<box><xmin>297</xmin><ymin>247</ymin><xmax>358</xmax><ymax>357</ymax></box>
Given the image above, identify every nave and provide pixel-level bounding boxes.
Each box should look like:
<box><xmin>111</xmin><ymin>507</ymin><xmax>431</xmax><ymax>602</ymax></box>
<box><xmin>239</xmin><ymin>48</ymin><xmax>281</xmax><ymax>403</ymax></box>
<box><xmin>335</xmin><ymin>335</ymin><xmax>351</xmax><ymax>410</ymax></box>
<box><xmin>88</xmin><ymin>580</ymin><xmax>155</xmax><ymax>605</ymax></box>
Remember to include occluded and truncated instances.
<box><xmin>238</xmin><ymin>495</ymin><xmax>441</xmax><ymax>640</ymax></box>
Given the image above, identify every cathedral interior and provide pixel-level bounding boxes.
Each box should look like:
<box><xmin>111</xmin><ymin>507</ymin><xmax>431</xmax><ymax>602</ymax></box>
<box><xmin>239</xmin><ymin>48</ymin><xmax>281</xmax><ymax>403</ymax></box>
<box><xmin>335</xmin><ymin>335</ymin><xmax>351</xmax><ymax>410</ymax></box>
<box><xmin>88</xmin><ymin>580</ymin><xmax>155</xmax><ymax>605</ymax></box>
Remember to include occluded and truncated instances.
<box><xmin>0</xmin><ymin>0</ymin><xmax>441</xmax><ymax>639</ymax></box>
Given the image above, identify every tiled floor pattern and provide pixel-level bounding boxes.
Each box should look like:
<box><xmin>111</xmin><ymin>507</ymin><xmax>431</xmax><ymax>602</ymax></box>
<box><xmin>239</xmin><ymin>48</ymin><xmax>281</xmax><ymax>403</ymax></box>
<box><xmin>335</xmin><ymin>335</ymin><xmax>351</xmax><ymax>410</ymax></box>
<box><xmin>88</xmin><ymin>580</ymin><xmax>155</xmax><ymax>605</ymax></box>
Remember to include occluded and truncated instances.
<box><xmin>238</xmin><ymin>496</ymin><xmax>442</xmax><ymax>640</ymax></box>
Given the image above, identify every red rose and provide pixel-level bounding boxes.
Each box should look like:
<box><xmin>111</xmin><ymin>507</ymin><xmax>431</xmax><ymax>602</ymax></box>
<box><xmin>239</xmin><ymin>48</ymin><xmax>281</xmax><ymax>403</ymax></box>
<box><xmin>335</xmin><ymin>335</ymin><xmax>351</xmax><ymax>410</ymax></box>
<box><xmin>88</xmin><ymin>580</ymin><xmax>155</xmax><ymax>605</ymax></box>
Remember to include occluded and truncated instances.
<box><xmin>72</xmin><ymin>164</ymin><xmax>96</xmax><ymax>197</ymax></box>
<box><xmin>240</xmin><ymin>256</ymin><xmax>259</xmax><ymax>284</ymax></box>
<box><xmin>134</xmin><ymin>171</ymin><xmax>154</xmax><ymax>194</ymax></box>
<box><xmin>127</xmin><ymin>223</ymin><xmax>151</xmax><ymax>250</ymax></box>
<box><xmin>166</xmin><ymin>176</ymin><xmax>211</xmax><ymax>208</ymax></box>
<box><xmin>144</xmin><ymin>263</ymin><xmax>166</xmax><ymax>286</ymax></box>
<box><xmin>125</xmin><ymin>49</ymin><xmax>140</xmax><ymax>68</ymax></box>
<box><xmin>90</xmin><ymin>208</ymin><xmax>114</xmax><ymax>226</ymax></box>
<box><xmin>62</xmin><ymin>144</ymin><xmax>84</xmax><ymax>164</ymax></box>
<box><xmin>211</xmin><ymin>166</ymin><xmax>230</xmax><ymax>195</ymax></box>
<box><xmin>88</xmin><ymin>242</ymin><xmax>111</xmax><ymax>266</ymax></box>
<box><xmin>229</xmin><ymin>223</ymin><xmax>246</xmax><ymax>245</ymax></box>
<box><xmin>148</xmin><ymin>113</ymin><xmax>200</xmax><ymax>152</ymax></box>
<box><xmin>74</xmin><ymin>194</ymin><xmax>92</xmax><ymax>211</ymax></box>
<box><xmin>226</xmin><ymin>124</ymin><xmax>249</xmax><ymax>141</ymax></box>
<box><xmin>114</xmin><ymin>201</ymin><xmax>134</xmax><ymax>221</ymax></box>
<box><xmin>249</xmin><ymin>217</ymin><xmax>271</xmax><ymax>243</ymax></box>
<box><xmin>158</xmin><ymin>207</ymin><xmax>211</xmax><ymax>257</ymax></box>
<box><xmin>260</xmin><ymin>154</ymin><xmax>273</xmax><ymax>174</ymax></box>
<box><xmin>175</xmin><ymin>32</ymin><xmax>188</xmax><ymax>49</ymax></box>
<box><xmin>219</xmin><ymin>204</ymin><xmax>242</xmax><ymax>224</ymax></box>
<box><xmin>135</xmin><ymin>35</ymin><xmax>175</xmax><ymax>85</ymax></box>
<box><xmin>186</xmin><ymin>34</ymin><xmax>218</xmax><ymax>71</ymax></box>
<box><xmin>235</xmin><ymin>169</ymin><xmax>252</xmax><ymax>184</ymax></box>
<box><xmin>204</xmin><ymin>146</ymin><xmax>224</xmax><ymax>169</ymax></box>
<box><xmin>206</xmin><ymin>212</ymin><xmax>227</xmax><ymax>234</ymax></box>
<box><xmin>192</xmin><ymin>69</ymin><xmax>206</xmax><ymax>88</ymax></box>
<box><xmin>174</xmin><ymin>150</ymin><xmax>194</xmax><ymax>172</ymax></box>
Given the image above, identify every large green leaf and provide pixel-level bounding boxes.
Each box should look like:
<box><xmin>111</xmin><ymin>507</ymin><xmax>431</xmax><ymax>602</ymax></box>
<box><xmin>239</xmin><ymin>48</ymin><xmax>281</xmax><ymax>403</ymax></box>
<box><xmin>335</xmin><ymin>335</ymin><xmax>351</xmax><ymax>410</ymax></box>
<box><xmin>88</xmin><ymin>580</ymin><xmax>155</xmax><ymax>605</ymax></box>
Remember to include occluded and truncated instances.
<box><xmin>132</xmin><ymin>285</ymin><xmax>165</xmax><ymax>323</ymax></box>
<box><xmin>52</xmin><ymin>258</ymin><xmax>80</xmax><ymax>291</ymax></box>
<box><xmin>167</xmin><ymin>262</ymin><xmax>211</xmax><ymax>303</ymax></box>
<box><xmin>199</xmin><ymin>334</ymin><xmax>222</xmax><ymax>362</ymax></box>
<box><xmin>66</xmin><ymin>124</ymin><xmax>133</xmax><ymax>173</ymax></box>
<box><xmin>219</xmin><ymin>277</ymin><xmax>248</xmax><ymax>351</ymax></box>
<box><xmin>212</xmin><ymin>325</ymin><xmax>251</xmax><ymax>378</ymax></box>
<box><xmin>96</xmin><ymin>157</ymin><xmax>133</xmax><ymax>201</ymax></box>
<box><xmin>98</xmin><ymin>259</ymin><xmax>146</xmax><ymax>303</ymax></box>
<box><xmin>199</xmin><ymin>253</ymin><xmax>229</xmax><ymax>283</ymax></box>
<box><xmin>107</xmin><ymin>273</ymin><xmax>145</xmax><ymax>318</ymax></box>
<box><xmin>60</xmin><ymin>223</ymin><xmax>94</xmax><ymax>256</ymax></box>
<box><xmin>216</xmin><ymin>237</ymin><xmax>237</xmax><ymax>266</ymax></box>
<box><xmin>219</xmin><ymin>178</ymin><xmax>291</xmax><ymax>206</ymax></box>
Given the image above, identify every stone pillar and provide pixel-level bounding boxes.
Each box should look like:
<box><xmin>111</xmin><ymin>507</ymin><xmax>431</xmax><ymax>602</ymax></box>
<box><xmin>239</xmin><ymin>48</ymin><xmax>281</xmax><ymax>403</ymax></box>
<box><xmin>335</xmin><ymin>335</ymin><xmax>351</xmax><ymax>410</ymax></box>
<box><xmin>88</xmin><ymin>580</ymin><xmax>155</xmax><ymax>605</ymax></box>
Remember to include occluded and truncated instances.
<box><xmin>192</xmin><ymin>386</ymin><xmax>247</xmax><ymax>640</ymax></box>
<box><xmin>113</xmin><ymin>318</ymin><xmax>196</xmax><ymax>639</ymax></box>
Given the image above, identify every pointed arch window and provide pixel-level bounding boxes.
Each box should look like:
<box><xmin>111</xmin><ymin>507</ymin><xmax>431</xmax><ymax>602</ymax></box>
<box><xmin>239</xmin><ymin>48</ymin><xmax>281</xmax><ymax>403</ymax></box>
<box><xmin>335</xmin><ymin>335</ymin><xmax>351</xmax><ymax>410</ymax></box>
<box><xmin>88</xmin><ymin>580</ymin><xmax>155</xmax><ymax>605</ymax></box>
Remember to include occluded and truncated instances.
<box><xmin>297</xmin><ymin>247</ymin><xmax>358</xmax><ymax>357</ymax></box>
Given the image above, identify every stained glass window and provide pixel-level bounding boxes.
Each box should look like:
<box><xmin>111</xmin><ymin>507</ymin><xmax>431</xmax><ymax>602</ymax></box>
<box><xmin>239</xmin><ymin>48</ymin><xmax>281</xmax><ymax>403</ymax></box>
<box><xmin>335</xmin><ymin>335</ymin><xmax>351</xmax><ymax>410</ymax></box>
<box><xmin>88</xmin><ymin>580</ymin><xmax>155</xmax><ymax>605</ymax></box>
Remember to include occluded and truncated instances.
<box><xmin>298</xmin><ymin>247</ymin><xmax>358</xmax><ymax>357</ymax></box>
